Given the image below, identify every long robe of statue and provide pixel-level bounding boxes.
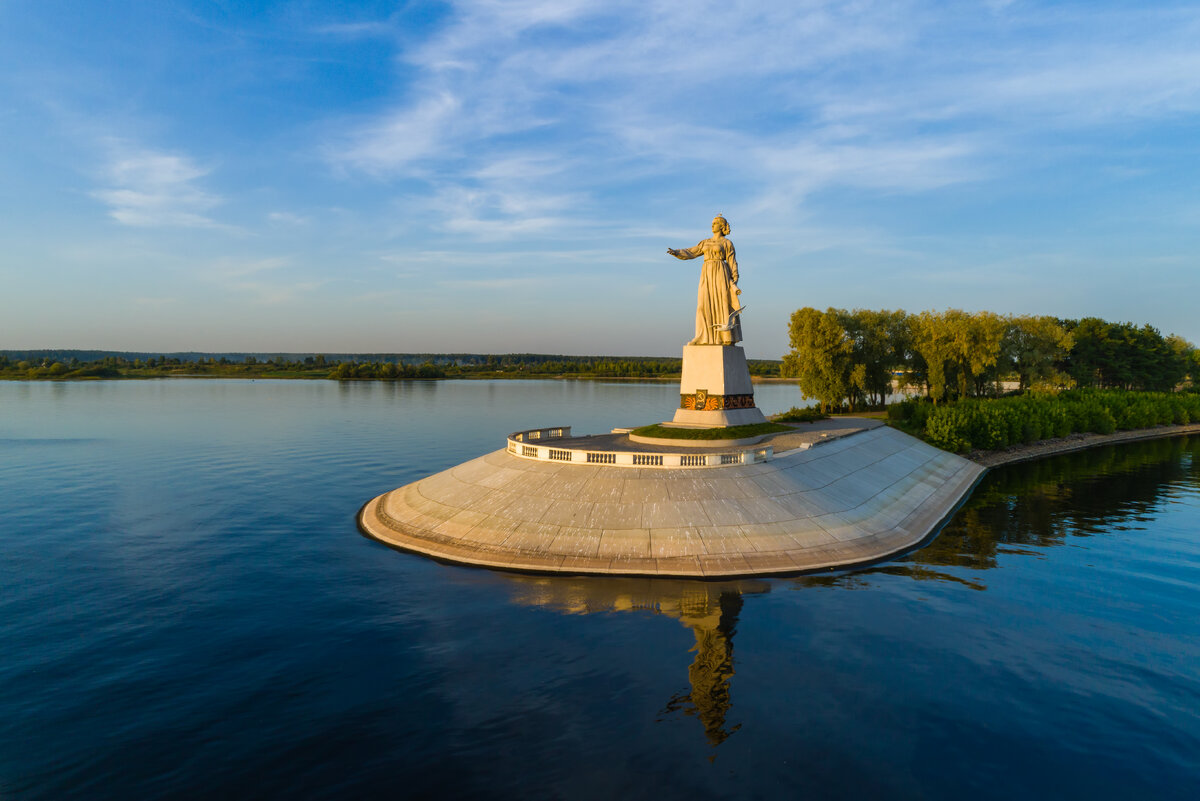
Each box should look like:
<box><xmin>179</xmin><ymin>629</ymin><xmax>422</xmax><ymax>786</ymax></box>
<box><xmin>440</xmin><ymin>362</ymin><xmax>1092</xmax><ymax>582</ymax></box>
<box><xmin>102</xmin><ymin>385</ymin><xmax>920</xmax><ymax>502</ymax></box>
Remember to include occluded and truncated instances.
<box><xmin>667</xmin><ymin>215</ymin><xmax>743</xmax><ymax>346</ymax></box>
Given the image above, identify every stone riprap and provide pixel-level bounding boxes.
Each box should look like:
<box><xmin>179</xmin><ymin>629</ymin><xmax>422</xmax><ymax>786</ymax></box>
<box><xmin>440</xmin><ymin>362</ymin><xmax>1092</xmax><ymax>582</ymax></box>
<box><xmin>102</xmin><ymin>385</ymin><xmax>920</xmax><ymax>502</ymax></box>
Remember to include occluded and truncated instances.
<box><xmin>359</xmin><ymin>423</ymin><xmax>985</xmax><ymax>577</ymax></box>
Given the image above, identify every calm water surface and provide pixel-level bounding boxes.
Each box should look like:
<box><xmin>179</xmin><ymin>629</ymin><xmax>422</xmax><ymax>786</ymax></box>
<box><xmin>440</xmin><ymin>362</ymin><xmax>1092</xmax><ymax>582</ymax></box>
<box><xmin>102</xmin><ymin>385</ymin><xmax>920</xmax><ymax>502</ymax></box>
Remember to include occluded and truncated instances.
<box><xmin>1</xmin><ymin>380</ymin><xmax>1198</xmax><ymax>799</ymax></box>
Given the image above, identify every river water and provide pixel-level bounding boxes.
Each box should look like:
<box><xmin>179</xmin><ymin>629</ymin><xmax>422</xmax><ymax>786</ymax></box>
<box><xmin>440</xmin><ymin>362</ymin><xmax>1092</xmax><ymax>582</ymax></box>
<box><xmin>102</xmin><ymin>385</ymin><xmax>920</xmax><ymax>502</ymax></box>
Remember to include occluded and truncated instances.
<box><xmin>1</xmin><ymin>379</ymin><xmax>1197</xmax><ymax>799</ymax></box>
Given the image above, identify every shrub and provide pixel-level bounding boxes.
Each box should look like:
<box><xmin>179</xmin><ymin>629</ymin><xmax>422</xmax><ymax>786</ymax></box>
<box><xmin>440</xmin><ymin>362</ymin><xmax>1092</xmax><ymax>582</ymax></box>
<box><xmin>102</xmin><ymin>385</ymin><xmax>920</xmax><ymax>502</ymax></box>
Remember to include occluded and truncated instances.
<box><xmin>887</xmin><ymin>400</ymin><xmax>912</xmax><ymax>422</ymax></box>
<box><xmin>916</xmin><ymin>389</ymin><xmax>1190</xmax><ymax>452</ymax></box>
<box><xmin>775</xmin><ymin>405</ymin><xmax>829</xmax><ymax>423</ymax></box>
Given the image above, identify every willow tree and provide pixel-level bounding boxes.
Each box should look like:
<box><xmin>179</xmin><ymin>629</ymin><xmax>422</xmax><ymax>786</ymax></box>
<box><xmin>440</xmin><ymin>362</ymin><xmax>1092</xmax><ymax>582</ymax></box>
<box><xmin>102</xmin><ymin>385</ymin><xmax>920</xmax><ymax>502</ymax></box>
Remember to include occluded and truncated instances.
<box><xmin>959</xmin><ymin>310</ymin><xmax>1009</xmax><ymax>396</ymax></box>
<box><xmin>783</xmin><ymin>307</ymin><xmax>857</xmax><ymax>412</ymax></box>
<box><xmin>1187</xmin><ymin>341</ymin><xmax>1200</xmax><ymax>387</ymax></box>
<box><xmin>838</xmin><ymin>308</ymin><xmax>910</xmax><ymax>407</ymax></box>
<box><xmin>911</xmin><ymin>309</ymin><xmax>1007</xmax><ymax>402</ymax></box>
<box><xmin>911</xmin><ymin>311</ymin><xmax>958</xmax><ymax>403</ymax></box>
<box><xmin>1006</xmin><ymin>315</ymin><xmax>1074</xmax><ymax>390</ymax></box>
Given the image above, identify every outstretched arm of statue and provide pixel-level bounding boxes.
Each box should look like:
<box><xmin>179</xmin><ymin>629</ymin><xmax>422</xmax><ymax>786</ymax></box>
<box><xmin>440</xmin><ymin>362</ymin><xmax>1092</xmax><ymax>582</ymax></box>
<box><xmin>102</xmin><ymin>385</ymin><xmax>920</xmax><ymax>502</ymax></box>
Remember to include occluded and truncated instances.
<box><xmin>667</xmin><ymin>243</ymin><xmax>703</xmax><ymax>260</ymax></box>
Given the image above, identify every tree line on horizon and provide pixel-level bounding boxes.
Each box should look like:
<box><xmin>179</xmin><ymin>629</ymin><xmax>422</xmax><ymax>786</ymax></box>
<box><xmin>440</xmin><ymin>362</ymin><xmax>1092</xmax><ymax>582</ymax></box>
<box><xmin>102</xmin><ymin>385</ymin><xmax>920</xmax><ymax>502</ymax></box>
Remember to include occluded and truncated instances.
<box><xmin>784</xmin><ymin>308</ymin><xmax>1199</xmax><ymax>412</ymax></box>
<box><xmin>294</xmin><ymin>354</ymin><xmax>782</xmax><ymax>380</ymax></box>
<box><xmin>0</xmin><ymin>352</ymin><xmax>784</xmax><ymax>381</ymax></box>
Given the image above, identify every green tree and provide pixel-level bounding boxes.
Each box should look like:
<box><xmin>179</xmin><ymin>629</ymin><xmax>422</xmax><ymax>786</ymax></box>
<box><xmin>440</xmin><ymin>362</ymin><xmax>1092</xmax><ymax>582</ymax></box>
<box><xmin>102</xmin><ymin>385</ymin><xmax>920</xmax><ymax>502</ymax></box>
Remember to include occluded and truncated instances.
<box><xmin>960</xmin><ymin>310</ymin><xmax>1008</xmax><ymax>397</ymax></box>
<box><xmin>783</xmin><ymin>307</ymin><xmax>856</xmax><ymax>412</ymax></box>
<box><xmin>1163</xmin><ymin>334</ymin><xmax>1193</xmax><ymax>391</ymax></box>
<box><xmin>1066</xmin><ymin>318</ymin><xmax>1187</xmax><ymax>391</ymax></box>
<box><xmin>838</xmin><ymin>308</ymin><xmax>909</xmax><ymax>407</ymax></box>
<box><xmin>912</xmin><ymin>310</ymin><xmax>1008</xmax><ymax>401</ymax></box>
<box><xmin>1005</xmin><ymin>315</ymin><xmax>1074</xmax><ymax>391</ymax></box>
<box><xmin>911</xmin><ymin>310</ymin><xmax>960</xmax><ymax>403</ymax></box>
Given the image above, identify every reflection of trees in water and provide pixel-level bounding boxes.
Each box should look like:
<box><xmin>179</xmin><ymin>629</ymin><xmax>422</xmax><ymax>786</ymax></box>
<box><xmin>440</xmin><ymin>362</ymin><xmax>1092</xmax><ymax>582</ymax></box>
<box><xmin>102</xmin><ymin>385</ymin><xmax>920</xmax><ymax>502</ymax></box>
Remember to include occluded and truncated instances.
<box><xmin>901</xmin><ymin>437</ymin><xmax>1196</xmax><ymax>582</ymax></box>
<box><xmin>923</xmin><ymin>436</ymin><xmax>1197</xmax><ymax>570</ymax></box>
<box><xmin>794</xmin><ymin>436</ymin><xmax>1198</xmax><ymax>589</ymax></box>
<box><xmin>501</xmin><ymin>576</ymin><xmax>766</xmax><ymax>747</ymax></box>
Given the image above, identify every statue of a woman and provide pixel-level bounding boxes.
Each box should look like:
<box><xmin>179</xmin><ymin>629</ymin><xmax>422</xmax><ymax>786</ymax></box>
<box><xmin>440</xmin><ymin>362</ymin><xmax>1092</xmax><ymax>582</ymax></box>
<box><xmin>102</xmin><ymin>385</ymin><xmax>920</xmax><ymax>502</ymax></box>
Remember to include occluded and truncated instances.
<box><xmin>667</xmin><ymin>215</ymin><xmax>743</xmax><ymax>346</ymax></box>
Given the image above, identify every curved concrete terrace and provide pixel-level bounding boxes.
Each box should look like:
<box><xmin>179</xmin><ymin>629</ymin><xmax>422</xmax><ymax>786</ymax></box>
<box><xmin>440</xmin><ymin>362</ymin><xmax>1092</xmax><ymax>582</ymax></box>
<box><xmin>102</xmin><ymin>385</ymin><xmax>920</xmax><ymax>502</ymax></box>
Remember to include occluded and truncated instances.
<box><xmin>503</xmin><ymin>417</ymin><xmax>889</xmax><ymax>467</ymax></box>
<box><xmin>572</xmin><ymin>416</ymin><xmax>886</xmax><ymax>454</ymax></box>
<box><xmin>359</xmin><ymin>422</ymin><xmax>985</xmax><ymax>578</ymax></box>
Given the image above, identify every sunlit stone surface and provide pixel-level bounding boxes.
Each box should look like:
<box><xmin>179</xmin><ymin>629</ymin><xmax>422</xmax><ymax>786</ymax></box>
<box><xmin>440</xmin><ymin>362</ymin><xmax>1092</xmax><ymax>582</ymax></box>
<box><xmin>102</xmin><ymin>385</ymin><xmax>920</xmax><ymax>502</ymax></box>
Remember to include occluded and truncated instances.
<box><xmin>359</xmin><ymin>425</ymin><xmax>984</xmax><ymax>576</ymax></box>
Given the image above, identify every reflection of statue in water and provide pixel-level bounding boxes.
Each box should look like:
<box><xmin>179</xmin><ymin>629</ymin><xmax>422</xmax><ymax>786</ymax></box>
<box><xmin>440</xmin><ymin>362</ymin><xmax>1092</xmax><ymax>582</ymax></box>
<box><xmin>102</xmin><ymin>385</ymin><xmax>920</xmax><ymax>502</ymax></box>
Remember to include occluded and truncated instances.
<box><xmin>501</xmin><ymin>576</ymin><xmax>764</xmax><ymax>748</ymax></box>
<box><xmin>660</xmin><ymin>590</ymin><xmax>743</xmax><ymax>746</ymax></box>
<box><xmin>667</xmin><ymin>215</ymin><xmax>744</xmax><ymax>346</ymax></box>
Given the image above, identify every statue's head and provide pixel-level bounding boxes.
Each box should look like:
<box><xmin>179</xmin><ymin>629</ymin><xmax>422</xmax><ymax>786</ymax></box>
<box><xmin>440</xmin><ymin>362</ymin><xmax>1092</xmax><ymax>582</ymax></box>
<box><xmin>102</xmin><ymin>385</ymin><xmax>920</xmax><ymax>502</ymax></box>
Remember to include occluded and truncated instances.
<box><xmin>711</xmin><ymin>215</ymin><xmax>730</xmax><ymax>235</ymax></box>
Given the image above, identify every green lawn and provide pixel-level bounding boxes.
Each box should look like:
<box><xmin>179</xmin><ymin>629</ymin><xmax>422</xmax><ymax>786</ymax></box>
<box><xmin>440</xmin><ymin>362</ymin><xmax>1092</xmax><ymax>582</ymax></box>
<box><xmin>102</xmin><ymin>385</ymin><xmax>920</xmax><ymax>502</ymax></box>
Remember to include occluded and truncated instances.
<box><xmin>629</xmin><ymin>422</ymin><xmax>792</xmax><ymax>440</ymax></box>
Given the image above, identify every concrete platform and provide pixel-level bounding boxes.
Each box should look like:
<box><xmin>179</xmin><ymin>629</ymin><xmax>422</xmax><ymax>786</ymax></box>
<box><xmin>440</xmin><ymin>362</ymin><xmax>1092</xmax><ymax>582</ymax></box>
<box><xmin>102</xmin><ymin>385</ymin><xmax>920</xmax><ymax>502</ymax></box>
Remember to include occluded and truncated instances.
<box><xmin>573</xmin><ymin>417</ymin><xmax>885</xmax><ymax>455</ymax></box>
<box><xmin>358</xmin><ymin>423</ymin><xmax>986</xmax><ymax>578</ymax></box>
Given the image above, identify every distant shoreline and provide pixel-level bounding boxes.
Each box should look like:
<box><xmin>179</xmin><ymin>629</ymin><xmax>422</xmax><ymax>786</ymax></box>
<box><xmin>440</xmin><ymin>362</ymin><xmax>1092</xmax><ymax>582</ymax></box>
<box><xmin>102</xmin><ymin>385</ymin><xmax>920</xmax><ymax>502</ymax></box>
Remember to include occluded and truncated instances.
<box><xmin>0</xmin><ymin>373</ymin><xmax>793</xmax><ymax>384</ymax></box>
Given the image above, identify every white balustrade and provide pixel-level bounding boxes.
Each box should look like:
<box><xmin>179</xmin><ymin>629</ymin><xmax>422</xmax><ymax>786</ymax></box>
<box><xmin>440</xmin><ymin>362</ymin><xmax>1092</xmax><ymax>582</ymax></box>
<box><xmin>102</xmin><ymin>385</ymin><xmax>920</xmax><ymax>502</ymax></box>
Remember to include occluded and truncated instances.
<box><xmin>505</xmin><ymin>427</ymin><xmax>772</xmax><ymax>469</ymax></box>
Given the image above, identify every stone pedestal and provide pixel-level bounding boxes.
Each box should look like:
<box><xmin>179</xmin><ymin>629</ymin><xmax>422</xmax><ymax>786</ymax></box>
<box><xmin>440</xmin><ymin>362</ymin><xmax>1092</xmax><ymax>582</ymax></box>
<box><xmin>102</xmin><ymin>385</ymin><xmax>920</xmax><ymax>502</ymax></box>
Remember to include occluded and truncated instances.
<box><xmin>670</xmin><ymin>345</ymin><xmax>768</xmax><ymax>427</ymax></box>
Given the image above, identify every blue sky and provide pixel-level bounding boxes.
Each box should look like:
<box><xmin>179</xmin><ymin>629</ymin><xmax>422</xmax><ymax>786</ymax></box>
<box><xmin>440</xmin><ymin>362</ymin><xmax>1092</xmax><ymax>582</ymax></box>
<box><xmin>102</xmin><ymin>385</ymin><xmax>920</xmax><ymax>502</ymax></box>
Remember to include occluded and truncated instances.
<box><xmin>2</xmin><ymin>0</ymin><xmax>1198</xmax><ymax>359</ymax></box>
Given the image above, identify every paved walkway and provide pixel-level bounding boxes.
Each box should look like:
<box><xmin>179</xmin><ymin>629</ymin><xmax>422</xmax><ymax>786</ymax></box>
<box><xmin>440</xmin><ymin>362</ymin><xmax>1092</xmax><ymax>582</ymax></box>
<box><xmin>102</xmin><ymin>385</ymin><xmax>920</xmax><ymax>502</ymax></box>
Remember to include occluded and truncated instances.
<box><xmin>359</xmin><ymin>424</ymin><xmax>984</xmax><ymax>577</ymax></box>
<box><xmin>966</xmin><ymin>422</ymin><xmax>1200</xmax><ymax>467</ymax></box>
<box><xmin>549</xmin><ymin>417</ymin><xmax>886</xmax><ymax>454</ymax></box>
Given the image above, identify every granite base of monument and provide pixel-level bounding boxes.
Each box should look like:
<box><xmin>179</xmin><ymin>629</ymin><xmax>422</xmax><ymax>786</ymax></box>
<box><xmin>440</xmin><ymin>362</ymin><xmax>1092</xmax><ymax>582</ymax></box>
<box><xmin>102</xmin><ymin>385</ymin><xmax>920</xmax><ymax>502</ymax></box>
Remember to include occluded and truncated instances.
<box><xmin>670</xmin><ymin>345</ymin><xmax>768</xmax><ymax>428</ymax></box>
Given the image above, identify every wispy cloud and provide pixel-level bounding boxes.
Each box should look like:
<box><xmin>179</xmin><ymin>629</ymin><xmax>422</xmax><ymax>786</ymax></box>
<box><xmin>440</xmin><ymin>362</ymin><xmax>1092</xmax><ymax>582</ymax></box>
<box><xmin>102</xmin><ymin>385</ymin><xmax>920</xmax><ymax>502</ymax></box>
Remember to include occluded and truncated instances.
<box><xmin>311</xmin><ymin>20</ymin><xmax>398</xmax><ymax>39</ymax></box>
<box><xmin>197</xmin><ymin>256</ymin><xmax>326</xmax><ymax>304</ymax></box>
<box><xmin>227</xmin><ymin>279</ymin><xmax>325</xmax><ymax>305</ymax></box>
<box><xmin>437</xmin><ymin>277</ymin><xmax>541</xmax><ymax>290</ymax></box>
<box><xmin>428</xmin><ymin>184</ymin><xmax>583</xmax><ymax>239</ymax></box>
<box><xmin>321</xmin><ymin>0</ymin><xmax>1200</xmax><ymax>236</ymax></box>
<box><xmin>209</xmin><ymin>256</ymin><xmax>289</xmax><ymax>279</ymax></box>
<box><xmin>91</xmin><ymin>143</ymin><xmax>227</xmax><ymax>228</ymax></box>
<box><xmin>332</xmin><ymin>93</ymin><xmax>460</xmax><ymax>175</ymax></box>
<box><xmin>267</xmin><ymin>211</ymin><xmax>309</xmax><ymax>226</ymax></box>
